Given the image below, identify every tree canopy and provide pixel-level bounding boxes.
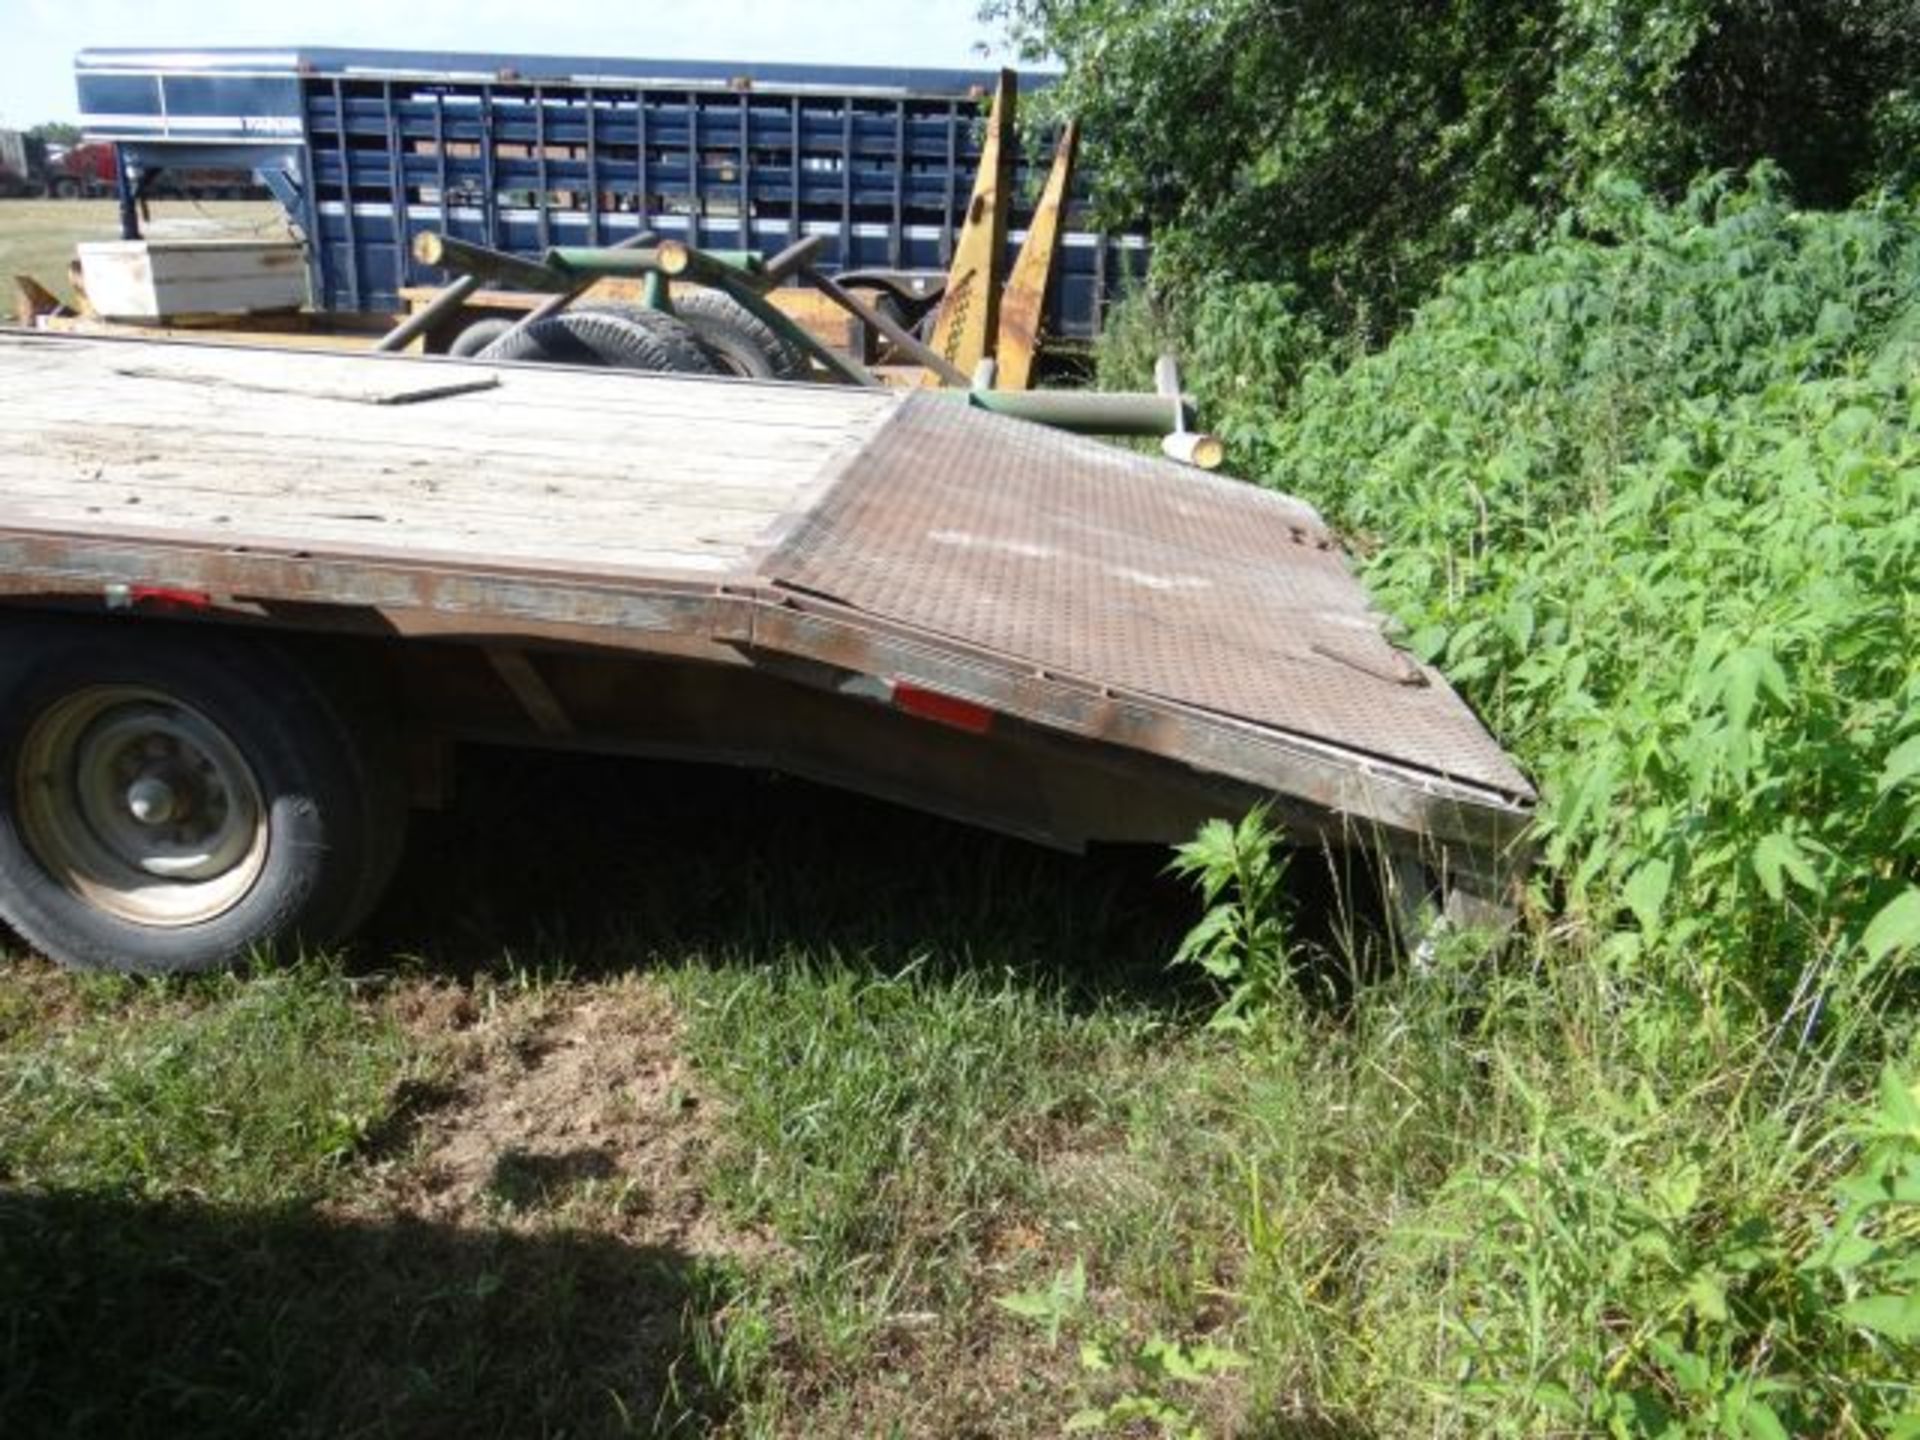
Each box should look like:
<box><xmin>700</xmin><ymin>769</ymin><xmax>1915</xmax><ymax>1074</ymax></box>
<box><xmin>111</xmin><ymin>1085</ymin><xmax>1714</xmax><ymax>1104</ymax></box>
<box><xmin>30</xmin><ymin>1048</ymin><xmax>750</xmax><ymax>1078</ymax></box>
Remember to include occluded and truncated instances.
<box><xmin>25</xmin><ymin>122</ymin><xmax>82</xmax><ymax>148</ymax></box>
<box><xmin>987</xmin><ymin>0</ymin><xmax>1919</xmax><ymax>329</ymax></box>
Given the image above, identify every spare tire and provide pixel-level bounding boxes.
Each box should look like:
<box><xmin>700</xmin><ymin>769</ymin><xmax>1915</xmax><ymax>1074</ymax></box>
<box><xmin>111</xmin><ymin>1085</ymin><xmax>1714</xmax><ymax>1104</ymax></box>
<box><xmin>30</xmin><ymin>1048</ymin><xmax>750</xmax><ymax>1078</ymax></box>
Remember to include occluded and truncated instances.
<box><xmin>482</xmin><ymin>308</ymin><xmax>716</xmax><ymax>375</ymax></box>
<box><xmin>668</xmin><ymin>291</ymin><xmax>811</xmax><ymax>381</ymax></box>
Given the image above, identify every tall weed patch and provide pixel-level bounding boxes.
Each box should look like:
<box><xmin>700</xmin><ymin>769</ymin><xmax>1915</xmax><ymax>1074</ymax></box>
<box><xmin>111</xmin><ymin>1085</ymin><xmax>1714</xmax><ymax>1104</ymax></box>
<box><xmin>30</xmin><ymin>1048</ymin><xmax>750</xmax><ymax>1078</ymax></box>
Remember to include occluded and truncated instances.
<box><xmin>1201</xmin><ymin>171</ymin><xmax>1920</xmax><ymax>996</ymax></box>
<box><xmin>1114</xmin><ymin>172</ymin><xmax>1920</xmax><ymax>1434</ymax></box>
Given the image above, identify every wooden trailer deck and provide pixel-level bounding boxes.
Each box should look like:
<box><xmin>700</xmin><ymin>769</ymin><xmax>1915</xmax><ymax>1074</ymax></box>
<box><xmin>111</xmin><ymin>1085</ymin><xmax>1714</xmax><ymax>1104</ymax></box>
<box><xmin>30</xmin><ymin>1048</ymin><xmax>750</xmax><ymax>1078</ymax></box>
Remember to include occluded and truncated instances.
<box><xmin>0</xmin><ymin>330</ymin><xmax>1532</xmax><ymax>870</ymax></box>
<box><xmin>0</xmin><ymin>332</ymin><xmax>895</xmax><ymax>574</ymax></box>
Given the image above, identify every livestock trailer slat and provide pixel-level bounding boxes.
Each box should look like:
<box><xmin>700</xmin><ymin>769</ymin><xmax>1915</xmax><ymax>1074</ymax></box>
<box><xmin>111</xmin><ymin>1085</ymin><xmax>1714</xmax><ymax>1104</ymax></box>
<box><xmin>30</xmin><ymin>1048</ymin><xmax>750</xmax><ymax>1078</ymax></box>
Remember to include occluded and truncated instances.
<box><xmin>75</xmin><ymin>46</ymin><xmax>1145</xmax><ymax>339</ymax></box>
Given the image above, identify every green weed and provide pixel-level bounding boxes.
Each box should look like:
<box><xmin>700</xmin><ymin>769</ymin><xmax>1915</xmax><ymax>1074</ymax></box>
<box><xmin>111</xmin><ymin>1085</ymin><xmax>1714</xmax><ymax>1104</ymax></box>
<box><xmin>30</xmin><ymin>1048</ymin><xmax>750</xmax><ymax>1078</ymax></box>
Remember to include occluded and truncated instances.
<box><xmin>1149</xmin><ymin>796</ymin><xmax>1920</xmax><ymax>1435</ymax></box>
<box><xmin>996</xmin><ymin>1259</ymin><xmax>1251</xmax><ymax>1438</ymax></box>
<box><xmin>1175</xmin><ymin>170</ymin><xmax>1920</xmax><ymax>1004</ymax></box>
<box><xmin>1166</xmin><ymin>807</ymin><xmax>1299</xmax><ymax>1031</ymax></box>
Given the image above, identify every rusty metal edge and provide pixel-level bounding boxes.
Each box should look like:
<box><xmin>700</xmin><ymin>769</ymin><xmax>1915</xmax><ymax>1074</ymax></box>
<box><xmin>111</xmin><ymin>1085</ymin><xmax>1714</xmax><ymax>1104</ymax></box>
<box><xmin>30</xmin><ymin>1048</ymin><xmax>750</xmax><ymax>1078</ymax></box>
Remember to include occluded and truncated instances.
<box><xmin>0</xmin><ymin>524</ymin><xmax>1533</xmax><ymax>860</ymax></box>
<box><xmin>741</xmin><ymin>599</ymin><xmax>1535</xmax><ymax>858</ymax></box>
<box><xmin>0</xmin><ymin>527</ymin><xmax>743</xmax><ymax>648</ymax></box>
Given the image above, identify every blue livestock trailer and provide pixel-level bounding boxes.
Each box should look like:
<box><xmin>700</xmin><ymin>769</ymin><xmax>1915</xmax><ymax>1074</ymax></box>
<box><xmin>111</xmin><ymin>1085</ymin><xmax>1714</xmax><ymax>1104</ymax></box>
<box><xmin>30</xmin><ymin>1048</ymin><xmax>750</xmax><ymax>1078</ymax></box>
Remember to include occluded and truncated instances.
<box><xmin>75</xmin><ymin>46</ymin><xmax>1142</xmax><ymax>339</ymax></box>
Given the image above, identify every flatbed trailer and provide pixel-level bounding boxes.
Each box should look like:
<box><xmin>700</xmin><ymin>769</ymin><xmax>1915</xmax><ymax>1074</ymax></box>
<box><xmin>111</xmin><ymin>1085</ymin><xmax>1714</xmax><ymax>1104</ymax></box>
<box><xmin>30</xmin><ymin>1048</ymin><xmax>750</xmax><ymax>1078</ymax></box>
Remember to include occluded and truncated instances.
<box><xmin>0</xmin><ymin>330</ymin><xmax>1532</xmax><ymax>974</ymax></box>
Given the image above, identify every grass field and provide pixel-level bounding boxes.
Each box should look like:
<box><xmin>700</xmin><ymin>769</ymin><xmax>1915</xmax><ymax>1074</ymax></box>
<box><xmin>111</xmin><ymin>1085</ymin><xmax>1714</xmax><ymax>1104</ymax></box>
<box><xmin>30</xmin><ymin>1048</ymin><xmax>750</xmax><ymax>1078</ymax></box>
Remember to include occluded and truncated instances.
<box><xmin>9</xmin><ymin>754</ymin><xmax>1909</xmax><ymax>1437</ymax></box>
<box><xmin>1</xmin><ymin>754</ymin><xmax>1262</xmax><ymax>1437</ymax></box>
<box><xmin>0</xmin><ymin>198</ymin><xmax>288</xmax><ymax>307</ymax></box>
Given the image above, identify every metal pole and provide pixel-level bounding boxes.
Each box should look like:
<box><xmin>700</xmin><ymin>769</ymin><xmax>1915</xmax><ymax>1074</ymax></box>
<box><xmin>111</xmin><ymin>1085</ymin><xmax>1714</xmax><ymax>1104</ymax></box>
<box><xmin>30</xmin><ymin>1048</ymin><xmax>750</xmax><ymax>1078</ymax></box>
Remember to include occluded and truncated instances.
<box><xmin>113</xmin><ymin>148</ymin><xmax>141</xmax><ymax>241</ymax></box>
<box><xmin>1152</xmin><ymin>353</ymin><xmax>1225</xmax><ymax>469</ymax></box>
<box><xmin>958</xmin><ymin>388</ymin><xmax>1204</xmax><ymax>436</ymax></box>
<box><xmin>374</xmin><ymin>273</ymin><xmax>482</xmax><ymax>352</ymax></box>
<box><xmin>802</xmin><ymin>265</ymin><xmax>969</xmax><ymax>386</ymax></box>
<box><xmin>413</xmin><ymin>231</ymin><xmax>574</xmax><ymax>290</ymax></box>
<box><xmin>762</xmin><ymin>233</ymin><xmax>825</xmax><ymax>286</ymax></box>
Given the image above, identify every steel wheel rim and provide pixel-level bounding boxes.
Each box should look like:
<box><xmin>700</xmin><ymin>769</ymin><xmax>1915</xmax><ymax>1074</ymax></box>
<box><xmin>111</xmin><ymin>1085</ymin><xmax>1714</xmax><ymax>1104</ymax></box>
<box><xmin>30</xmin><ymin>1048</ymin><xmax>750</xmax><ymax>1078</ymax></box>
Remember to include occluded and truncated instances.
<box><xmin>17</xmin><ymin>686</ymin><xmax>269</xmax><ymax>926</ymax></box>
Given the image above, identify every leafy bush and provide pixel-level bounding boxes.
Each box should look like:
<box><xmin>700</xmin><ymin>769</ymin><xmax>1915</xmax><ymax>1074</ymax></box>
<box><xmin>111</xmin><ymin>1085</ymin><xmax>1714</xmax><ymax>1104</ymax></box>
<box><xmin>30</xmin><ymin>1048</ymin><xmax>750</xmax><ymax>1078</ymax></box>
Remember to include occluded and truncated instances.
<box><xmin>1134</xmin><ymin>175</ymin><xmax>1920</xmax><ymax>1432</ymax></box>
<box><xmin>1209</xmin><ymin>172</ymin><xmax>1920</xmax><ymax>998</ymax></box>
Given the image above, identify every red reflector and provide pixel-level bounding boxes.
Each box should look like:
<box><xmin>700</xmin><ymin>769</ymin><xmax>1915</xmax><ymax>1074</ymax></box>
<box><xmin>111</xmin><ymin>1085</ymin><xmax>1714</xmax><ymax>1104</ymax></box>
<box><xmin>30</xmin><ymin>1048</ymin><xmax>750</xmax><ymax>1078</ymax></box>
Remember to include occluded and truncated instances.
<box><xmin>892</xmin><ymin>683</ymin><xmax>995</xmax><ymax>735</ymax></box>
<box><xmin>129</xmin><ymin>586</ymin><xmax>214</xmax><ymax>613</ymax></box>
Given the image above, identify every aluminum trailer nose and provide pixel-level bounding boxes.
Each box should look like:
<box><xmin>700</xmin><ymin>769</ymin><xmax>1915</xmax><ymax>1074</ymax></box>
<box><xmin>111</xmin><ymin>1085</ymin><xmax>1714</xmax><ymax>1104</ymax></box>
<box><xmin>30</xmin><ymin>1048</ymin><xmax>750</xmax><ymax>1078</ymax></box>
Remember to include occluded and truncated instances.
<box><xmin>0</xmin><ymin>331</ymin><xmax>1530</xmax><ymax>972</ymax></box>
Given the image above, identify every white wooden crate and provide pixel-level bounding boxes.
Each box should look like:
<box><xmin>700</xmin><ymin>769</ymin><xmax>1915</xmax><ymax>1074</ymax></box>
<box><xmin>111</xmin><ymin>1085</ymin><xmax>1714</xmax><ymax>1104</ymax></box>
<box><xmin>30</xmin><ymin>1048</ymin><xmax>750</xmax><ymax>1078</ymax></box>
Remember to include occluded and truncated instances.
<box><xmin>76</xmin><ymin>239</ymin><xmax>309</xmax><ymax>320</ymax></box>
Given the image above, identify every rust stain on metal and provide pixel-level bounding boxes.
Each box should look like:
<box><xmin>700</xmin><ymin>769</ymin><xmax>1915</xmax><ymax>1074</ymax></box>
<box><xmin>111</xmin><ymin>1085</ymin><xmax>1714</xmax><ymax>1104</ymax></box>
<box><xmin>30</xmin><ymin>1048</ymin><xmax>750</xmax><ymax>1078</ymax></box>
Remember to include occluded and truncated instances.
<box><xmin>759</xmin><ymin>394</ymin><xmax>1533</xmax><ymax>799</ymax></box>
<box><xmin>743</xmin><ymin>599</ymin><xmax>1531</xmax><ymax>855</ymax></box>
<box><xmin>995</xmin><ymin>120</ymin><xmax>1079</xmax><ymax>392</ymax></box>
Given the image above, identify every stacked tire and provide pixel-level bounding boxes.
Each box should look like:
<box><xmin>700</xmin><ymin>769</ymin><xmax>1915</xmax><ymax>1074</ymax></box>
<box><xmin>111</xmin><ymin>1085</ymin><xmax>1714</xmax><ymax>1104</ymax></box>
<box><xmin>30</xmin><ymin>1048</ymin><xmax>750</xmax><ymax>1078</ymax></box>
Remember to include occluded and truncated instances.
<box><xmin>667</xmin><ymin>293</ymin><xmax>811</xmax><ymax>380</ymax></box>
<box><xmin>451</xmin><ymin>294</ymin><xmax>809</xmax><ymax>381</ymax></box>
<box><xmin>478</xmin><ymin>306</ymin><xmax>715</xmax><ymax>374</ymax></box>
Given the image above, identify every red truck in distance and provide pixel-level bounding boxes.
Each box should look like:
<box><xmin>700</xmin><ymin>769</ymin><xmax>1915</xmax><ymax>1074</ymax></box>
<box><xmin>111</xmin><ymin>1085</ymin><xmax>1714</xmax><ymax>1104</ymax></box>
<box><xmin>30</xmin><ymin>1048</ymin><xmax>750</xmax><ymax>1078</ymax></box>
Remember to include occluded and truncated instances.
<box><xmin>0</xmin><ymin>131</ymin><xmax>116</xmax><ymax>198</ymax></box>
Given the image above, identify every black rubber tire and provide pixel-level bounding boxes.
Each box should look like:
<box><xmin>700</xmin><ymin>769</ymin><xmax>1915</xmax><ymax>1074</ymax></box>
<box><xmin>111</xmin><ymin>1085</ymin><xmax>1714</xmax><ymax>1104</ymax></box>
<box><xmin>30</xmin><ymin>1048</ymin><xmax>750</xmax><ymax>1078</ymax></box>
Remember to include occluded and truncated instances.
<box><xmin>667</xmin><ymin>292</ymin><xmax>811</xmax><ymax>381</ymax></box>
<box><xmin>49</xmin><ymin>176</ymin><xmax>84</xmax><ymax>201</ymax></box>
<box><xmin>446</xmin><ymin>316</ymin><xmax>518</xmax><ymax>358</ymax></box>
<box><xmin>0</xmin><ymin>621</ymin><xmax>407</xmax><ymax>975</ymax></box>
<box><xmin>571</xmin><ymin>303</ymin><xmax>730</xmax><ymax>377</ymax></box>
<box><xmin>482</xmin><ymin>308</ymin><xmax>716</xmax><ymax>375</ymax></box>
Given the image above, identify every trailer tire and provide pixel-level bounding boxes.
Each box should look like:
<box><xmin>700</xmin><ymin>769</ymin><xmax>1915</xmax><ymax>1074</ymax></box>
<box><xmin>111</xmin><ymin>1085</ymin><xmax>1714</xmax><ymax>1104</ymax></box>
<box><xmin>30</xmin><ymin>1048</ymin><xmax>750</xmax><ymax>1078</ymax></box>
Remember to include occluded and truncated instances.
<box><xmin>447</xmin><ymin>317</ymin><xmax>518</xmax><ymax>358</ymax></box>
<box><xmin>48</xmin><ymin>175</ymin><xmax>84</xmax><ymax>201</ymax></box>
<box><xmin>667</xmin><ymin>292</ymin><xmax>811</xmax><ymax>381</ymax></box>
<box><xmin>483</xmin><ymin>308</ymin><xmax>715</xmax><ymax>375</ymax></box>
<box><xmin>0</xmin><ymin>623</ymin><xmax>406</xmax><ymax>975</ymax></box>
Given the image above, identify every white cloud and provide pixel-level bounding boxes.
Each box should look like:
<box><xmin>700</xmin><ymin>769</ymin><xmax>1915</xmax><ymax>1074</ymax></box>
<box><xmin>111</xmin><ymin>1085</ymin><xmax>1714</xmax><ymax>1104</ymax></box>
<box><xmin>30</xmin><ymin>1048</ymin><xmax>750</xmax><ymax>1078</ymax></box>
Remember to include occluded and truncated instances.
<box><xmin>0</xmin><ymin>0</ymin><xmax>1005</xmax><ymax>124</ymax></box>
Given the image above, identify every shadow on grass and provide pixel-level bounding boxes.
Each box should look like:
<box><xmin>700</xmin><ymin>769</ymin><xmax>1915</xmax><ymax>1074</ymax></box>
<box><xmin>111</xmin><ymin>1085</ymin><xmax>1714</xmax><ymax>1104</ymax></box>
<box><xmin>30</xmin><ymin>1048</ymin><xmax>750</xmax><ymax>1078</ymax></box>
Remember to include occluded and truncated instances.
<box><xmin>365</xmin><ymin>748</ymin><xmax>1215</xmax><ymax>1008</ymax></box>
<box><xmin>0</xmin><ymin>1184</ymin><xmax>726</xmax><ymax>1439</ymax></box>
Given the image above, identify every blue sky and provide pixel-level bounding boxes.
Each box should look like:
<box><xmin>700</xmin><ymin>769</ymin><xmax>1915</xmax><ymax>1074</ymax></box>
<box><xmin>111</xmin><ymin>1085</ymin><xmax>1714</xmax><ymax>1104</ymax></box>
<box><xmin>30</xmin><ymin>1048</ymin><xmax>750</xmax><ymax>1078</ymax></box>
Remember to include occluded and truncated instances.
<box><xmin>0</xmin><ymin>0</ymin><xmax>1005</xmax><ymax>126</ymax></box>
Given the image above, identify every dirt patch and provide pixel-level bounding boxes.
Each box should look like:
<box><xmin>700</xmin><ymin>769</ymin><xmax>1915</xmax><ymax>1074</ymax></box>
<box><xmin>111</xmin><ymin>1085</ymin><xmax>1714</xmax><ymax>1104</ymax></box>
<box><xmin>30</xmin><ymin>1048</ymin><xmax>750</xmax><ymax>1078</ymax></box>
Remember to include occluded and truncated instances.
<box><xmin>351</xmin><ymin>975</ymin><xmax>760</xmax><ymax>1258</ymax></box>
<box><xmin>0</xmin><ymin>952</ymin><xmax>91</xmax><ymax>1042</ymax></box>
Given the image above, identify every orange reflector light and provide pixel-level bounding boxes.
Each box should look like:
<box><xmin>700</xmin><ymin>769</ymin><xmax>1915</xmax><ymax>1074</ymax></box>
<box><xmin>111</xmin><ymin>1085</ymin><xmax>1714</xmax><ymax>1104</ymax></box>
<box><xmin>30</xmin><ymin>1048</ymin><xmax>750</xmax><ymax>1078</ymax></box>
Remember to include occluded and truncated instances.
<box><xmin>128</xmin><ymin>586</ymin><xmax>213</xmax><ymax>612</ymax></box>
<box><xmin>892</xmin><ymin>682</ymin><xmax>995</xmax><ymax>735</ymax></box>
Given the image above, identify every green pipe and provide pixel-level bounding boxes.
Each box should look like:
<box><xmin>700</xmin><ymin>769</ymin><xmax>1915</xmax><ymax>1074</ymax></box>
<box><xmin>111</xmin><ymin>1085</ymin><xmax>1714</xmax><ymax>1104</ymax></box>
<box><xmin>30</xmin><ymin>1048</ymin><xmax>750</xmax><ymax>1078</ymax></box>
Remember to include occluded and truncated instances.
<box><xmin>413</xmin><ymin>232</ymin><xmax>569</xmax><ymax>292</ymax></box>
<box><xmin>418</xmin><ymin>232</ymin><xmax>693</xmax><ymax>291</ymax></box>
<box><xmin>374</xmin><ymin>272</ymin><xmax>481</xmax><ymax>352</ymax></box>
<box><xmin>542</xmin><ymin>244</ymin><xmax>697</xmax><ymax>282</ymax></box>
<box><xmin>958</xmin><ymin>389</ymin><xmax>1198</xmax><ymax>436</ymax></box>
<box><xmin>413</xmin><ymin>230</ymin><xmax>878</xmax><ymax>386</ymax></box>
<box><xmin>657</xmin><ymin>248</ymin><xmax>768</xmax><ymax>291</ymax></box>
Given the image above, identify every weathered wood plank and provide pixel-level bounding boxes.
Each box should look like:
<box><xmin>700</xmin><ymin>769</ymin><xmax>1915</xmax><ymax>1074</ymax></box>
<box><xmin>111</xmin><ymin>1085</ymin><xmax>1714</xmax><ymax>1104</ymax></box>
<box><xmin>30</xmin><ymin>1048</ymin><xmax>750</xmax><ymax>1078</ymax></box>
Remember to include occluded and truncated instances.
<box><xmin>0</xmin><ymin>404</ymin><xmax>883</xmax><ymax>482</ymax></box>
<box><xmin>0</xmin><ymin>332</ymin><xmax>895</xmax><ymax>579</ymax></box>
<box><xmin>0</xmin><ymin>335</ymin><xmax>888</xmax><ymax>422</ymax></box>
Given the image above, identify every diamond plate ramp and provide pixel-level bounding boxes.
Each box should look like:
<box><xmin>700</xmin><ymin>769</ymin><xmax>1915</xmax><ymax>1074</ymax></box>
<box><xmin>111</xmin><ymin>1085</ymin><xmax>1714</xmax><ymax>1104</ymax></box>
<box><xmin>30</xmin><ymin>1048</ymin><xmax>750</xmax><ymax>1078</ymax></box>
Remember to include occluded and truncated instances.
<box><xmin>762</xmin><ymin>394</ymin><xmax>1531</xmax><ymax>799</ymax></box>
